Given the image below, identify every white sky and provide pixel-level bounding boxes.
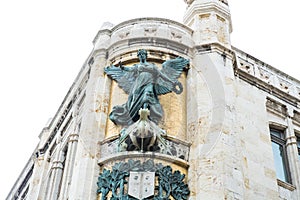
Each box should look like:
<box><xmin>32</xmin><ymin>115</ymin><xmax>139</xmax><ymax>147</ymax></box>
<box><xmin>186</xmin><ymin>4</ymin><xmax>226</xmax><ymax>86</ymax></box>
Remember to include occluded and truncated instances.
<box><xmin>0</xmin><ymin>0</ymin><xmax>299</xmax><ymax>198</ymax></box>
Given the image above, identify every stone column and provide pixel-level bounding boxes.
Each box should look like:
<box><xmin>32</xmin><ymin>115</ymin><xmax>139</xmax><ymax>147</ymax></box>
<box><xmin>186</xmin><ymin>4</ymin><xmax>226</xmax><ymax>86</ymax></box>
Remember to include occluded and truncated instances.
<box><xmin>58</xmin><ymin>133</ymin><xmax>78</xmax><ymax>200</ymax></box>
<box><xmin>27</xmin><ymin>153</ymin><xmax>45</xmax><ymax>200</ymax></box>
<box><xmin>27</xmin><ymin>130</ymin><xmax>50</xmax><ymax>200</ymax></box>
<box><xmin>58</xmin><ymin>106</ymin><xmax>80</xmax><ymax>200</ymax></box>
<box><xmin>45</xmin><ymin>143</ymin><xmax>65</xmax><ymax>200</ymax></box>
<box><xmin>285</xmin><ymin>108</ymin><xmax>300</xmax><ymax>197</ymax></box>
<box><xmin>34</xmin><ymin>150</ymin><xmax>52</xmax><ymax>200</ymax></box>
<box><xmin>67</xmin><ymin>49</ymin><xmax>111</xmax><ymax>199</ymax></box>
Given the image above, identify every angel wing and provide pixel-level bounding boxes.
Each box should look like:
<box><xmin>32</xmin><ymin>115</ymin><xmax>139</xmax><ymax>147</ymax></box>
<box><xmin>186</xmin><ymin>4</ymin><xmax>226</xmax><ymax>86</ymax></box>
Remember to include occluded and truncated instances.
<box><xmin>104</xmin><ymin>65</ymin><xmax>136</xmax><ymax>94</ymax></box>
<box><xmin>155</xmin><ymin>57</ymin><xmax>189</xmax><ymax>95</ymax></box>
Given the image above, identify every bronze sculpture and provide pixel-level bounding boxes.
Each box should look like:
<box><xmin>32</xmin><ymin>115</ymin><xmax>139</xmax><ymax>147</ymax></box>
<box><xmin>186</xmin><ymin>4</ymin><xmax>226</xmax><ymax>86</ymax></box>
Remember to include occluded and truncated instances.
<box><xmin>105</xmin><ymin>49</ymin><xmax>189</xmax><ymax>126</ymax></box>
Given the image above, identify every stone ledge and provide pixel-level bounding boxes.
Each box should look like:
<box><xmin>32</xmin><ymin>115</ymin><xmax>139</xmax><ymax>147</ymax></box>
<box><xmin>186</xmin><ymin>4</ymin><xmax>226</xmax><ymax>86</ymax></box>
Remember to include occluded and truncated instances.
<box><xmin>99</xmin><ymin>134</ymin><xmax>119</xmax><ymax>145</ymax></box>
<box><xmin>106</xmin><ymin>37</ymin><xmax>192</xmax><ymax>62</ymax></box>
<box><xmin>111</xmin><ymin>17</ymin><xmax>193</xmax><ymax>35</ymax></box>
<box><xmin>194</xmin><ymin>42</ymin><xmax>234</xmax><ymax>58</ymax></box>
<box><xmin>98</xmin><ymin>151</ymin><xmax>189</xmax><ymax>169</ymax></box>
<box><xmin>166</xmin><ymin>135</ymin><xmax>192</xmax><ymax>147</ymax></box>
<box><xmin>100</xmin><ymin>136</ymin><xmax>190</xmax><ymax>161</ymax></box>
<box><xmin>277</xmin><ymin>179</ymin><xmax>296</xmax><ymax>191</ymax></box>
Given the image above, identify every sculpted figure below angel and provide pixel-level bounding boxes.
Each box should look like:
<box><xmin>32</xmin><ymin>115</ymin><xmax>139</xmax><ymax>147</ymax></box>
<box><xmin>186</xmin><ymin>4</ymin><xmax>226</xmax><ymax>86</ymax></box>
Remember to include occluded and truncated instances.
<box><xmin>104</xmin><ymin>49</ymin><xmax>189</xmax><ymax>126</ymax></box>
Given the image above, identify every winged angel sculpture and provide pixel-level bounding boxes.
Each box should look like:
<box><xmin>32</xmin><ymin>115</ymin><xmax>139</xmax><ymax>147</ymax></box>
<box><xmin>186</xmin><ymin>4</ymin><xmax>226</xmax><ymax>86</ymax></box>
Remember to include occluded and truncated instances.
<box><xmin>104</xmin><ymin>49</ymin><xmax>189</xmax><ymax>151</ymax></box>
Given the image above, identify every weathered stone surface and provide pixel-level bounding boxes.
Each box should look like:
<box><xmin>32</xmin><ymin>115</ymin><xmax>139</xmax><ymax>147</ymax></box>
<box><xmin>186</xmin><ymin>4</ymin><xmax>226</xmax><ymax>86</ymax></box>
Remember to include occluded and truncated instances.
<box><xmin>7</xmin><ymin>1</ymin><xmax>300</xmax><ymax>200</ymax></box>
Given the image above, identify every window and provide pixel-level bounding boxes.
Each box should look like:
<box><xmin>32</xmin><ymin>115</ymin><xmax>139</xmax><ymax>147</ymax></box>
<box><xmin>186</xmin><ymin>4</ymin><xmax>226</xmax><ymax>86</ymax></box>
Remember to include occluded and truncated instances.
<box><xmin>270</xmin><ymin>129</ymin><xmax>291</xmax><ymax>183</ymax></box>
<box><xmin>297</xmin><ymin>136</ymin><xmax>300</xmax><ymax>161</ymax></box>
<box><xmin>20</xmin><ymin>186</ymin><xmax>29</xmax><ymax>200</ymax></box>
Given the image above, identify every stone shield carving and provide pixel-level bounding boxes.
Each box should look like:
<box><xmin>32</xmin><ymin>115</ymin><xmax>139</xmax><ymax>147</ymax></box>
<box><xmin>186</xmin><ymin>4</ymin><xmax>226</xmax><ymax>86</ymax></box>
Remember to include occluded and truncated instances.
<box><xmin>128</xmin><ymin>171</ymin><xmax>155</xmax><ymax>199</ymax></box>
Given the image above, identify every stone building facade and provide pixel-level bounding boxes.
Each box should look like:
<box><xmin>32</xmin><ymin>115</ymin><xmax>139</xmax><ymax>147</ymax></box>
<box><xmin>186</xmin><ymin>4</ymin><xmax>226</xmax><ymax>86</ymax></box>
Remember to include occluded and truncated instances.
<box><xmin>6</xmin><ymin>0</ymin><xmax>300</xmax><ymax>199</ymax></box>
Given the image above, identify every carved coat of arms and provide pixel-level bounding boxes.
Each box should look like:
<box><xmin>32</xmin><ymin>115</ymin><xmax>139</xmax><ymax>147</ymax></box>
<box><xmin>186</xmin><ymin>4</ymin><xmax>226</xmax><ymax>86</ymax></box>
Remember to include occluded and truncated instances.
<box><xmin>128</xmin><ymin>171</ymin><xmax>155</xmax><ymax>199</ymax></box>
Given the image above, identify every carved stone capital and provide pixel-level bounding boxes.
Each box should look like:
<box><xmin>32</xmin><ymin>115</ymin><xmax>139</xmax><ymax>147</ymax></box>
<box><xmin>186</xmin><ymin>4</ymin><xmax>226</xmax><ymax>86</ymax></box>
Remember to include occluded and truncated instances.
<box><xmin>68</xmin><ymin>133</ymin><xmax>79</xmax><ymax>143</ymax></box>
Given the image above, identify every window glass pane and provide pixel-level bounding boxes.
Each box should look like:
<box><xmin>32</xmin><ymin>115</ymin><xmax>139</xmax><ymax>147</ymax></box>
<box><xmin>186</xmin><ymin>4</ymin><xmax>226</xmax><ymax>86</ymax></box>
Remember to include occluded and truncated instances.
<box><xmin>270</xmin><ymin>129</ymin><xmax>283</xmax><ymax>139</ymax></box>
<box><xmin>271</xmin><ymin>142</ymin><xmax>289</xmax><ymax>182</ymax></box>
<box><xmin>297</xmin><ymin>137</ymin><xmax>300</xmax><ymax>160</ymax></box>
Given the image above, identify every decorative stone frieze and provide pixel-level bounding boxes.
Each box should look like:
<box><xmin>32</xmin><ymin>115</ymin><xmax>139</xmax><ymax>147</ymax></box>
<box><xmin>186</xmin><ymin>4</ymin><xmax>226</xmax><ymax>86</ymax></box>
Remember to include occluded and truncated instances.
<box><xmin>234</xmin><ymin>47</ymin><xmax>300</xmax><ymax>108</ymax></box>
<box><xmin>93</xmin><ymin>18</ymin><xmax>194</xmax><ymax>59</ymax></box>
<box><xmin>100</xmin><ymin>136</ymin><xmax>190</xmax><ymax>162</ymax></box>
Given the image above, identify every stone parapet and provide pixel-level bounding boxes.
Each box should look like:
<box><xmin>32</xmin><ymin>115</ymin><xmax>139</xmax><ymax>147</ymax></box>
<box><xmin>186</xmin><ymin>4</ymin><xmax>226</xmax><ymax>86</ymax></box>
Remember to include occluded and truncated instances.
<box><xmin>100</xmin><ymin>136</ymin><xmax>191</xmax><ymax>162</ymax></box>
<box><xmin>233</xmin><ymin>46</ymin><xmax>300</xmax><ymax>107</ymax></box>
<box><xmin>93</xmin><ymin>18</ymin><xmax>194</xmax><ymax>59</ymax></box>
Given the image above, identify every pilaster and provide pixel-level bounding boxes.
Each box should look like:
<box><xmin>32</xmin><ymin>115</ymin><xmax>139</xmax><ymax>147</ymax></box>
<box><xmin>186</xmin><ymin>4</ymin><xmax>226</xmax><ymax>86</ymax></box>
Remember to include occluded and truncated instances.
<box><xmin>28</xmin><ymin>127</ymin><xmax>52</xmax><ymax>200</ymax></box>
<box><xmin>67</xmin><ymin>49</ymin><xmax>111</xmax><ymax>199</ymax></box>
<box><xmin>285</xmin><ymin>107</ymin><xmax>300</xmax><ymax>198</ymax></box>
<box><xmin>27</xmin><ymin>153</ymin><xmax>46</xmax><ymax>200</ymax></box>
<box><xmin>58</xmin><ymin>107</ymin><xmax>80</xmax><ymax>200</ymax></box>
<box><xmin>45</xmin><ymin>139</ymin><xmax>65</xmax><ymax>200</ymax></box>
<box><xmin>187</xmin><ymin>45</ymin><xmax>237</xmax><ymax>199</ymax></box>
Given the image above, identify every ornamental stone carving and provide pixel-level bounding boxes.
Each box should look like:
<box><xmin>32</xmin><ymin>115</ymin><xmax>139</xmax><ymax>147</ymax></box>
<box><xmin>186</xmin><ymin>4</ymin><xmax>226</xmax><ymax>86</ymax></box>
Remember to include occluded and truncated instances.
<box><xmin>97</xmin><ymin>159</ymin><xmax>190</xmax><ymax>200</ymax></box>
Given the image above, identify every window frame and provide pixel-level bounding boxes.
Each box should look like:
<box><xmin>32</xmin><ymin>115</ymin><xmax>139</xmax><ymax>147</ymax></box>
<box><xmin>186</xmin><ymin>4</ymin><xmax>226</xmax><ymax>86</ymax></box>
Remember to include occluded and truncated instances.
<box><xmin>270</xmin><ymin>128</ymin><xmax>292</xmax><ymax>184</ymax></box>
<box><xmin>297</xmin><ymin>135</ymin><xmax>300</xmax><ymax>160</ymax></box>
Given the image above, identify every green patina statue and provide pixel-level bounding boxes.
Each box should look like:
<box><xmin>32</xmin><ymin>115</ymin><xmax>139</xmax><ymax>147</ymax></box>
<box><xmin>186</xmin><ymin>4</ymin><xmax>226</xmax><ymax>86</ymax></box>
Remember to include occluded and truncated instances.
<box><xmin>97</xmin><ymin>160</ymin><xmax>190</xmax><ymax>200</ymax></box>
<box><xmin>104</xmin><ymin>49</ymin><xmax>189</xmax><ymax>126</ymax></box>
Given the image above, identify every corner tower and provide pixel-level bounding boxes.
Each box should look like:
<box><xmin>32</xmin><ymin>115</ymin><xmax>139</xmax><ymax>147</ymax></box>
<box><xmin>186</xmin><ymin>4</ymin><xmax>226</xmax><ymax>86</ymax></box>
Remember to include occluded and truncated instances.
<box><xmin>183</xmin><ymin>0</ymin><xmax>232</xmax><ymax>48</ymax></box>
<box><xmin>8</xmin><ymin>1</ymin><xmax>300</xmax><ymax>200</ymax></box>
